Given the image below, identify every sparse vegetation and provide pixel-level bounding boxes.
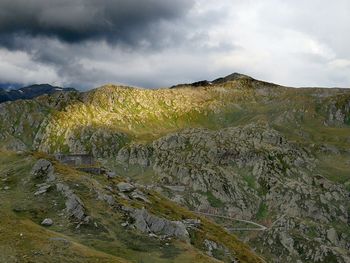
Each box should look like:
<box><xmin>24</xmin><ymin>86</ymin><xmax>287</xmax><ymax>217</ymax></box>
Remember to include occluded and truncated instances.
<box><xmin>0</xmin><ymin>76</ymin><xmax>349</xmax><ymax>263</ymax></box>
<box><xmin>206</xmin><ymin>191</ymin><xmax>225</xmax><ymax>208</ymax></box>
<box><xmin>256</xmin><ymin>203</ymin><xmax>268</xmax><ymax>220</ymax></box>
<box><xmin>0</xmin><ymin>151</ymin><xmax>264</xmax><ymax>263</ymax></box>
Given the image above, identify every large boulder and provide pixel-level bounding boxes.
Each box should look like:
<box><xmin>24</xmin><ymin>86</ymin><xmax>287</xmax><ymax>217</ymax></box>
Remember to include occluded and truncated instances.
<box><xmin>31</xmin><ymin>159</ymin><xmax>54</xmax><ymax>179</ymax></box>
<box><xmin>56</xmin><ymin>183</ymin><xmax>87</xmax><ymax>221</ymax></box>
<box><xmin>127</xmin><ymin>208</ymin><xmax>189</xmax><ymax>242</ymax></box>
<box><xmin>41</xmin><ymin>218</ymin><xmax>53</xmax><ymax>226</ymax></box>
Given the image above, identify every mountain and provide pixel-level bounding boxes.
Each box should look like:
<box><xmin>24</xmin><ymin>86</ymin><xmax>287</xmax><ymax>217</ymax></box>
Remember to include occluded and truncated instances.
<box><xmin>171</xmin><ymin>72</ymin><xmax>253</xmax><ymax>88</ymax></box>
<box><xmin>0</xmin><ymin>84</ymin><xmax>77</xmax><ymax>104</ymax></box>
<box><xmin>0</xmin><ymin>74</ymin><xmax>349</xmax><ymax>263</ymax></box>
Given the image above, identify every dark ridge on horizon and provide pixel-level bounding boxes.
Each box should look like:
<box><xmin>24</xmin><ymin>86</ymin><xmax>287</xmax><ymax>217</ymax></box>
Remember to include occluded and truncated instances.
<box><xmin>0</xmin><ymin>84</ymin><xmax>77</xmax><ymax>104</ymax></box>
<box><xmin>170</xmin><ymin>72</ymin><xmax>255</xmax><ymax>89</ymax></box>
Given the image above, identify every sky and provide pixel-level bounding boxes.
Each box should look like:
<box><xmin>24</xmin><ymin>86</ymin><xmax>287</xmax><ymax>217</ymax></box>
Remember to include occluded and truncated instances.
<box><xmin>0</xmin><ymin>0</ymin><xmax>349</xmax><ymax>90</ymax></box>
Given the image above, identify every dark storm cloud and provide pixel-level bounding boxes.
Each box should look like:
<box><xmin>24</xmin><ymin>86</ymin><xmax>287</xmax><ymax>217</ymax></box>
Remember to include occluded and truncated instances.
<box><xmin>0</xmin><ymin>0</ymin><xmax>193</xmax><ymax>47</ymax></box>
<box><xmin>1</xmin><ymin>0</ymin><xmax>350</xmax><ymax>90</ymax></box>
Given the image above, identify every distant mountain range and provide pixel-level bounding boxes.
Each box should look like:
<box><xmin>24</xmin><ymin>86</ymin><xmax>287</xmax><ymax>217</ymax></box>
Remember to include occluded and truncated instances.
<box><xmin>0</xmin><ymin>84</ymin><xmax>76</xmax><ymax>103</ymax></box>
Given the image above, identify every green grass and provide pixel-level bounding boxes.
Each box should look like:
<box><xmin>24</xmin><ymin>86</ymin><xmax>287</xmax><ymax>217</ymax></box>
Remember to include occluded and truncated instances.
<box><xmin>144</xmin><ymin>192</ymin><xmax>264</xmax><ymax>263</ymax></box>
<box><xmin>206</xmin><ymin>191</ymin><xmax>225</xmax><ymax>208</ymax></box>
<box><xmin>316</xmin><ymin>154</ymin><xmax>350</xmax><ymax>184</ymax></box>
<box><xmin>243</xmin><ymin>175</ymin><xmax>257</xmax><ymax>189</ymax></box>
<box><xmin>0</xmin><ymin>151</ymin><xmax>265</xmax><ymax>263</ymax></box>
<box><xmin>0</xmin><ymin>151</ymin><xmax>127</xmax><ymax>263</ymax></box>
<box><xmin>256</xmin><ymin>203</ymin><xmax>268</xmax><ymax>220</ymax></box>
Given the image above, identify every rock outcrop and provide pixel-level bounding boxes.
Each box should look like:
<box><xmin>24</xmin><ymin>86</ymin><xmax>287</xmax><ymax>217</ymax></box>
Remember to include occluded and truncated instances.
<box><xmin>41</xmin><ymin>218</ymin><xmax>53</xmax><ymax>226</ymax></box>
<box><xmin>31</xmin><ymin>159</ymin><xmax>55</xmax><ymax>180</ymax></box>
<box><xmin>1</xmin><ymin>76</ymin><xmax>350</xmax><ymax>263</ymax></box>
<box><xmin>56</xmin><ymin>183</ymin><xmax>88</xmax><ymax>222</ymax></box>
<box><xmin>114</xmin><ymin>123</ymin><xmax>350</xmax><ymax>263</ymax></box>
<box><xmin>124</xmin><ymin>207</ymin><xmax>189</xmax><ymax>242</ymax></box>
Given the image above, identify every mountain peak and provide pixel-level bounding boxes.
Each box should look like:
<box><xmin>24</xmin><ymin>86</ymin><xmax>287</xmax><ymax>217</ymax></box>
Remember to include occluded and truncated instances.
<box><xmin>212</xmin><ymin>72</ymin><xmax>253</xmax><ymax>84</ymax></box>
<box><xmin>171</xmin><ymin>72</ymin><xmax>254</xmax><ymax>88</ymax></box>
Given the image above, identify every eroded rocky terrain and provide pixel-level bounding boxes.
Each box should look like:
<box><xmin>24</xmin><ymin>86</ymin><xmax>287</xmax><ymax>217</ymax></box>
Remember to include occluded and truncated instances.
<box><xmin>0</xmin><ymin>74</ymin><xmax>349</xmax><ymax>262</ymax></box>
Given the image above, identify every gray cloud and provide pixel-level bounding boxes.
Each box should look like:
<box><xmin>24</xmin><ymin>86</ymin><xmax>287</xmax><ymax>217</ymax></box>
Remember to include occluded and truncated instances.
<box><xmin>0</xmin><ymin>0</ymin><xmax>350</xmax><ymax>89</ymax></box>
<box><xmin>0</xmin><ymin>0</ymin><xmax>200</xmax><ymax>89</ymax></box>
<box><xmin>0</xmin><ymin>0</ymin><xmax>193</xmax><ymax>47</ymax></box>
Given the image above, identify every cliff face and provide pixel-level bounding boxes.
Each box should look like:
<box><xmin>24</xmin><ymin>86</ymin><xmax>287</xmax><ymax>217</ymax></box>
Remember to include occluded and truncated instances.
<box><xmin>0</xmin><ymin>75</ymin><xmax>350</xmax><ymax>262</ymax></box>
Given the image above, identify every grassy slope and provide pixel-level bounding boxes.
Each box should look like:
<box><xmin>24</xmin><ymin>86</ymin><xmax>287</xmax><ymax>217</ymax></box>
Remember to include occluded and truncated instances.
<box><xmin>0</xmin><ymin>151</ymin><xmax>128</xmax><ymax>263</ymax></box>
<box><xmin>1</xmin><ymin>78</ymin><xmax>349</xmax><ymax>155</ymax></box>
<box><xmin>0</xmin><ymin>151</ymin><xmax>263</xmax><ymax>263</ymax></box>
<box><xmin>1</xmin><ymin>79</ymin><xmax>347</xmax><ymax>193</ymax></box>
<box><xmin>0</xmin><ymin>79</ymin><xmax>349</xmax><ymax>262</ymax></box>
<box><xmin>42</xmin><ymin>81</ymin><xmax>350</xmax><ymax>188</ymax></box>
<box><xmin>34</xmin><ymin>79</ymin><xmax>348</xmax><ymax>148</ymax></box>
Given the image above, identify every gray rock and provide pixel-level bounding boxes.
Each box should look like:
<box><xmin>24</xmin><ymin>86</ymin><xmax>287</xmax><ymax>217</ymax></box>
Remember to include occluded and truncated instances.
<box><xmin>279</xmin><ymin>232</ymin><xmax>297</xmax><ymax>255</ymax></box>
<box><xmin>4</xmin><ymin>138</ymin><xmax>28</xmax><ymax>152</ymax></box>
<box><xmin>117</xmin><ymin>144</ymin><xmax>153</xmax><ymax>167</ymax></box>
<box><xmin>56</xmin><ymin>183</ymin><xmax>87</xmax><ymax>221</ymax></box>
<box><xmin>183</xmin><ymin>219</ymin><xmax>201</xmax><ymax>228</ymax></box>
<box><xmin>129</xmin><ymin>190</ymin><xmax>151</xmax><ymax>203</ymax></box>
<box><xmin>65</xmin><ymin>194</ymin><xmax>85</xmax><ymax>221</ymax></box>
<box><xmin>326</xmin><ymin>228</ymin><xmax>338</xmax><ymax>244</ymax></box>
<box><xmin>31</xmin><ymin>159</ymin><xmax>54</xmax><ymax>179</ymax></box>
<box><xmin>41</xmin><ymin>218</ymin><xmax>53</xmax><ymax>226</ymax></box>
<box><xmin>171</xmin><ymin>194</ymin><xmax>185</xmax><ymax>204</ymax></box>
<box><xmin>46</xmin><ymin>173</ymin><xmax>56</xmax><ymax>182</ymax></box>
<box><xmin>99</xmin><ymin>194</ymin><xmax>116</xmax><ymax>206</ymax></box>
<box><xmin>105</xmin><ymin>171</ymin><xmax>117</xmax><ymax>179</ymax></box>
<box><xmin>34</xmin><ymin>183</ymin><xmax>51</xmax><ymax>195</ymax></box>
<box><xmin>204</xmin><ymin>239</ymin><xmax>218</xmax><ymax>256</ymax></box>
<box><xmin>117</xmin><ymin>182</ymin><xmax>135</xmax><ymax>192</ymax></box>
<box><xmin>128</xmin><ymin>208</ymin><xmax>189</xmax><ymax>242</ymax></box>
<box><xmin>118</xmin><ymin>192</ymin><xmax>130</xmax><ymax>200</ymax></box>
<box><xmin>164</xmin><ymin>185</ymin><xmax>186</xmax><ymax>192</ymax></box>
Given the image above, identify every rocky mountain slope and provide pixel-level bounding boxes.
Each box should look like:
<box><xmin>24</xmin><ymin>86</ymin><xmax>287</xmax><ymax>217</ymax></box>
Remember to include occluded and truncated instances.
<box><xmin>1</xmin><ymin>151</ymin><xmax>262</xmax><ymax>263</ymax></box>
<box><xmin>0</xmin><ymin>73</ymin><xmax>349</xmax><ymax>262</ymax></box>
<box><xmin>0</xmin><ymin>84</ymin><xmax>76</xmax><ymax>104</ymax></box>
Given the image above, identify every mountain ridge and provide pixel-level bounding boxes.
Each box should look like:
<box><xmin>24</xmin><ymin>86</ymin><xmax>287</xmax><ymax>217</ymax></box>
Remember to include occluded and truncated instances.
<box><xmin>0</xmin><ymin>74</ymin><xmax>349</xmax><ymax>263</ymax></box>
<box><xmin>0</xmin><ymin>83</ymin><xmax>77</xmax><ymax>104</ymax></box>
